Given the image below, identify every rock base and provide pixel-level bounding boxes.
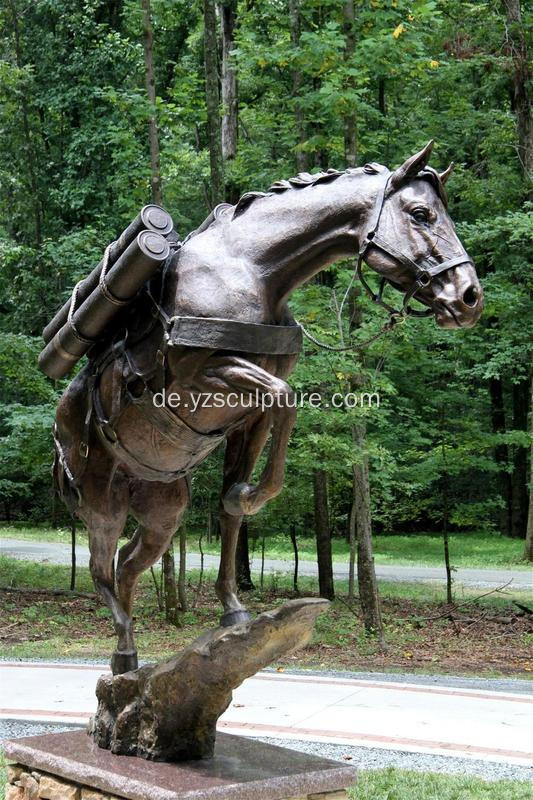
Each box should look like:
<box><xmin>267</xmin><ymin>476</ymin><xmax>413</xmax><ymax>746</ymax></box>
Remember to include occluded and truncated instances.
<box><xmin>4</xmin><ymin>731</ymin><xmax>356</xmax><ymax>800</ymax></box>
<box><xmin>89</xmin><ymin>598</ymin><xmax>329</xmax><ymax>761</ymax></box>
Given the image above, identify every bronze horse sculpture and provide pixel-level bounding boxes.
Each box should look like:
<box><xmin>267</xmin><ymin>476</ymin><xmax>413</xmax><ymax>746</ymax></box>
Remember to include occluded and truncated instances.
<box><xmin>52</xmin><ymin>141</ymin><xmax>483</xmax><ymax>674</ymax></box>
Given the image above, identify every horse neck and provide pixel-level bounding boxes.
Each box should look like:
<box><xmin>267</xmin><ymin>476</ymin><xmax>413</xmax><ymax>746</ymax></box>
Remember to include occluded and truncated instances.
<box><xmin>248</xmin><ymin>169</ymin><xmax>384</xmax><ymax>310</ymax></box>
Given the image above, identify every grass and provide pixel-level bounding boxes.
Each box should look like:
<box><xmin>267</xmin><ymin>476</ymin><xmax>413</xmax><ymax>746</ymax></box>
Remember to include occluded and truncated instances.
<box><xmin>349</xmin><ymin>768</ymin><xmax>532</xmax><ymax>799</ymax></box>
<box><xmin>1</xmin><ymin>523</ymin><xmax>530</xmax><ymax>569</ymax></box>
<box><xmin>0</xmin><ymin>752</ymin><xmax>5</xmax><ymax>800</ymax></box>
<box><xmin>1</xmin><ymin>556</ymin><xmax>532</xmax><ymax>677</ymax></box>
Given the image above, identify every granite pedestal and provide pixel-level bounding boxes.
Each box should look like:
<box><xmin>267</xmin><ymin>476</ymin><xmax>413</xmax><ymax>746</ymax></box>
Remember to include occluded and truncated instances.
<box><xmin>4</xmin><ymin>731</ymin><xmax>357</xmax><ymax>800</ymax></box>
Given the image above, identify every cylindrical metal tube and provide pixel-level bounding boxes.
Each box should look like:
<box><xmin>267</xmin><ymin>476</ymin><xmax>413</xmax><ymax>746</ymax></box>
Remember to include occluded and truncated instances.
<box><xmin>38</xmin><ymin>231</ymin><xmax>170</xmax><ymax>379</ymax></box>
<box><xmin>42</xmin><ymin>205</ymin><xmax>173</xmax><ymax>344</ymax></box>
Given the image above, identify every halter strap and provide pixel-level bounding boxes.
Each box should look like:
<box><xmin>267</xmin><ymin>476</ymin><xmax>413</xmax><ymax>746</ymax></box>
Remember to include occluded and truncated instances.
<box><xmin>357</xmin><ymin>173</ymin><xmax>473</xmax><ymax>318</ymax></box>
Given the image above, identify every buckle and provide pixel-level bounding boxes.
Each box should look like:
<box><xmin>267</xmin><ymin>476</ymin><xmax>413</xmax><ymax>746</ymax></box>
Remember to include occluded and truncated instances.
<box><xmin>101</xmin><ymin>423</ymin><xmax>118</xmax><ymax>443</ymax></box>
<box><xmin>416</xmin><ymin>270</ymin><xmax>431</xmax><ymax>287</ymax></box>
<box><xmin>79</xmin><ymin>442</ymin><xmax>89</xmax><ymax>459</ymax></box>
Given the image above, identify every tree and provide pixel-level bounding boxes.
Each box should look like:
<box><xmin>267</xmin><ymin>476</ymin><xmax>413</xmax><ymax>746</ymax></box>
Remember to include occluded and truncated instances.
<box><xmin>503</xmin><ymin>0</ymin><xmax>532</xmax><ymax>187</ymax></box>
<box><xmin>141</xmin><ymin>0</ymin><xmax>162</xmax><ymax>205</ymax></box>
<box><xmin>524</xmin><ymin>374</ymin><xmax>533</xmax><ymax>561</ymax></box>
<box><xmin>235</xmin><ymin>518</ymin><xmax>254</xmax><ymax>591</ymax></box>
<box><xmin>219</xmin><ymin>0</ymin><xmax>238</xmax><ymax>164</ymax></box>
<box><xmin>343</xmin><ymin>0</ymin><xmax>357</xmax><ymax>168</ymax></box>
<box><xmin>162</xmin><ymin>537</ymin><xmax>180</xmax><ymax>626</ymax></box>
<box><xmin>352</xmin><ymin>423</ymin><xmax>385</xmax><ymax>640</ymax></box>
<box><xmin>288</xmin><ymin>0</ymin><xmax>307</xmax><ymax>172</ymax></box>
<box><xmin>314</xmin><ymin>468</ymin><xmax>334</xmax><ymax>600</ymax></box>
<box><xmin>203</xmin><ymin>0</ymin><xmax>224</xmax><ymax>207</ymax></box>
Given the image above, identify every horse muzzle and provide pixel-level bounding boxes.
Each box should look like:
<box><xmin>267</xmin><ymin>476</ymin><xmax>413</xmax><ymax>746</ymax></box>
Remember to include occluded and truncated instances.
<box><xmin>432</xmin><ymin>266</ymin><xmax>484</xmax><ymax>329</ymax></box>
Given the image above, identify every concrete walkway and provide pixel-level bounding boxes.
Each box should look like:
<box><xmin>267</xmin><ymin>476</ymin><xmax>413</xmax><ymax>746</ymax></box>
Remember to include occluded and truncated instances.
<box><xmin>0</xmin><ymin>662</ymin><xmax>531</xmax><ymax>767</ymax></box>
<box><xmin>1</xmin><ymin>537</ymin><xmax>532</xmax><ymax>589</ymax></box>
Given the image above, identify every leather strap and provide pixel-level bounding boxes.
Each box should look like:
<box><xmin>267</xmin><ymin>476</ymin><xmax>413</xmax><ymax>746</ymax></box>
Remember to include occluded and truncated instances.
<box><xmin>168</xmin><ymin>316</ymin><xmax>303</xmax><ymax>355</ymax></box>
<box><xmin>357</xmin><ymin>171</ymin><xmax>474</xmax><ymax>318</ymax></box>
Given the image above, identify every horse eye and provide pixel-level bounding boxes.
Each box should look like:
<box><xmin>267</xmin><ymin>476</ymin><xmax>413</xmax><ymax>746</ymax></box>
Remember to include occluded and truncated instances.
<box><xmin>412</xmin><ymin>209</ymin><xmax>429</xmax><ymax>225</ymax></box>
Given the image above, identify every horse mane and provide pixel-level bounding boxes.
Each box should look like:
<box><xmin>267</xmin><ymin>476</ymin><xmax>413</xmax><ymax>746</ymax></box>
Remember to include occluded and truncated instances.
<box><xmin>232</xmin><ymin>167</ymin><xmax>347</xmax><ymax>218</ymax></box>
<box><xmin>231</xmin><ymin>162</ymin><xmax>447</xmax><ymax>219</ymax></box>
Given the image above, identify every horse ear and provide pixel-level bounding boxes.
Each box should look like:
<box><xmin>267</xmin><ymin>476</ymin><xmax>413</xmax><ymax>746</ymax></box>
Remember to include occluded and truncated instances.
<box><xmin>389</xmin><ymin>140</ymin><xmax>434</xmax><ymax>190</ymax></box>
<box><xmin>439</xmin><ymin>162</ymin><xmax>454</xmax><ymax>184</ymax></box>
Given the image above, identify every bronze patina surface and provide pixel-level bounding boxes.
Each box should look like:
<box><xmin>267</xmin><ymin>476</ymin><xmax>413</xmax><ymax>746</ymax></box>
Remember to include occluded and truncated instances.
<box><xmin>89</xmin><ymin>598</ymin><xmax>328</xmax><ymax>761</ymax></box>
<box><xmin>47</xmin><ymin>142</ymin><xmax>483</xmax><ymax>678</ymax></box>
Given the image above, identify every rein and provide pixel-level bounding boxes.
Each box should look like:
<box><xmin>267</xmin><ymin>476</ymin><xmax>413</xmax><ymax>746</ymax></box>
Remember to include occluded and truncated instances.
<box><xmin>297</xmin><ymin>310</ymin><xmax>402</xmax><ymax>353</ymax></box>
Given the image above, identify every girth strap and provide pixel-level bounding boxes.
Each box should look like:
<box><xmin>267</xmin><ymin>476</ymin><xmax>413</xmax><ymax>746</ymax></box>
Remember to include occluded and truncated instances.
<box><xmin>168</xmin><ymin>316</ymin><xmax>303</xmax><ymax>355</ymax></box>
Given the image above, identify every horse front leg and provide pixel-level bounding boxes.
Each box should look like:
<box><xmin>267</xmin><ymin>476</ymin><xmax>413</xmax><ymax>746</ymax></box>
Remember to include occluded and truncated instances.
<box><xmin>216</xmin><ymin>412</ymin><xmax>272</xmax><ymax>626</ymax></box>
<box><xmin>222</xmin><ymin>378</ymin><xmax>297</xmax><ymax>517</ymax></box>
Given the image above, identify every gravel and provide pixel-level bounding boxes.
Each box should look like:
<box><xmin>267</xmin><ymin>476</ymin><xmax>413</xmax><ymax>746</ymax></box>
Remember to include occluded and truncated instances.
<box><xmin>255</xmin><ymin>737</ymin><xmax>533</xmax><ymax>783</ymax></box>
<box><xmin>262</xmin><ymin>668</ymin><xmax>533</xmax><ymax>696</ymax></box>
<box><xmin>0</xmin><ymin>720</ymin><xmax>82</xmax><ymax>741</ymax></box>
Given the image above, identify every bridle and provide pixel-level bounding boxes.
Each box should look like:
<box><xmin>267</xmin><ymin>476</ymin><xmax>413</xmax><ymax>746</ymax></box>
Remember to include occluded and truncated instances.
<box><xmin>356</xmin><ymin>170</ymin><xmax>474</xmax><ymax>319</ymax></box>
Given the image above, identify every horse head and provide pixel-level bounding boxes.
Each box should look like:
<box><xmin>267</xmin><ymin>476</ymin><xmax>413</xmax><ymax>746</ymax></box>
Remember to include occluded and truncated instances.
<box><xmin>360</xmin><ymin>141</ymin><xmax>483</xmax><ymax>329</ymax></box>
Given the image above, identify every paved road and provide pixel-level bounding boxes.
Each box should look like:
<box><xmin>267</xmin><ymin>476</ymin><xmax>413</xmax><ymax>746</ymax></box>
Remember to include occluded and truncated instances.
<box><xmin>1</xmin><ymin>537</ymin><xmax>531</xmax><ymax>589</ymax></box>
<box><xmin>0</xmin><ymin>662</ymin><xmax>531</xmax><ymax>766</ymax></box>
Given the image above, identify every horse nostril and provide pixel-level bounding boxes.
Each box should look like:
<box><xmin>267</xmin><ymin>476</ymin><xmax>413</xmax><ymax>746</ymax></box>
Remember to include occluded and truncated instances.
<box><xmin>463</xmin><ymin>285</ymin><xmax>478</xmax><ymax>307</ymax></box>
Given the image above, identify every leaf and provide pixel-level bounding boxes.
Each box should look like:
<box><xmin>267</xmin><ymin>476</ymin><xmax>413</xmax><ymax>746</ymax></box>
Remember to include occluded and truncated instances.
<box><xmin>393</xmin><ymin>23</ymin><xmax>406</xmax><ymax>39</ymax></box>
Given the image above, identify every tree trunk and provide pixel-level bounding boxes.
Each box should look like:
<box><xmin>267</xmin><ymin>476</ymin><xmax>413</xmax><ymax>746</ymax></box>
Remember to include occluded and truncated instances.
<box><xmin>235</xmin><ymin>519</ymin><xmax>254</xmax><ymax>591</ymax></box>
<box><xmin>378</xmin><ymin>78</ymin><xmax>387</xmax><ymax>116</ymax></box>
<box><xmin>219</xmin><ymin>0</ymin><xmax>238</xmax><ymax>162</ymax></box>
<box><xmin>178</xmin><ymin>525</ymin><xmax>188</xmax><ymax>612</ymax></box>
<box><xmin>203</xmin><ymin>0</ymin><xmax>224</xmax><ymax>207</ymax></box>
<box><xmin>206</xmin><ymin>503</ymin><xmax>212</xmax><ymax>543</ymax></box>
<box><xmin>503</xmin><ymin>0</ymin><xmax>533</xmax><ymax>187</ymax></box>
<box><xmin>511</xmin><ymin>378</ymin><xmax>529</xmax><ymax>537</ymax></box>
<box><xmin>289</xmin><ymin>0</ymin><xmax>307</xmax><ymax>172</ymax></box>
<box><xmin>260</xmin><ymin>534</ymin><xmax>265</xmax><ymax>589</ymax></box>
<box><xmin>7</xmin><ymin>0</ymin><xmax>42</xmax><ymax>246</ymax></box>
<box><xmin>441</xmin><ymin>443</ymin><xmax>453</xmax><ymax>605</ymax></box>
<box><xmin>343</xmin><ymin>0</ymin><xmax>357</xmax><ymax>167</ymax></box>
<box><xmin>348</xmin><ymin>482</ymin><xmax>357</xmax><ymax>601</ymax></box>
<box><xmin>524</xmin><ymin>374</ymin><xmax>533</xmax><ymax>561</ymax></box>
<box><xmin>353</xmin><ymin>424</ymin><xmax>384</xmax><ymax>643</ymax></box>
<box><xmin>345</xmin><ymin>285</ymin><xmax>384</xmax><ymax>642</ymax></box>
<box><xmin>141</xmin><ymin>0</ymin><xmax>162</xmax><ymax>205</ymax></box>
<box><xmin>290</xmin><ymin>524</ymin><xmax>299</xmax><ymax>594</ymax></box>
<box><xmin>162</xmin><ymin>540</ymin><xmax>180</xmax><ymax>626</ymax></box>
<box><xmin>489</xmin><ymin>376</ymin><xmax>512</xmax><ymax>535</ymax></box>
<box><xmin>70</xmin><ymin>520</ymin><xmax>76</xmax><ymax>591</ymax></box>
<box><xmin>313</xmin><ymin>468</ymin><xmax>334</xmax><ymax>600</ymax></box>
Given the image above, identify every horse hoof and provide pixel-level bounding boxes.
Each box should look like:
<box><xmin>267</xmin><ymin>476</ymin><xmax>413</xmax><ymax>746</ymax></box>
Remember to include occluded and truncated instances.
<box><xmin>220</xmin><ymin>610</ymin><xmax>251</xmax><ymax>627</ymax></box>
<box><xmin>223</xmin><ymin>483</ymin><xmax>254</xmax><ymax>515</ymax></box>
<box><xmin>111</xmin><ymin>649</ymin><xmax>138</xmax><ymax>675</ymax></box>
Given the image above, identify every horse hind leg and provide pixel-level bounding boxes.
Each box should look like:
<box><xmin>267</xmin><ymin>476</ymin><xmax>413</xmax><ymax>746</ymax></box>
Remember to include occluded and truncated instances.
<box><xmin>86</xmin><ymin>519</ymin><xmax>138</xmax><ymax>675</ymax></box>
<box><xmin>117</xmin><ymin>477</ymin><xmax>189</xmax><ymax>624</ymax></box>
